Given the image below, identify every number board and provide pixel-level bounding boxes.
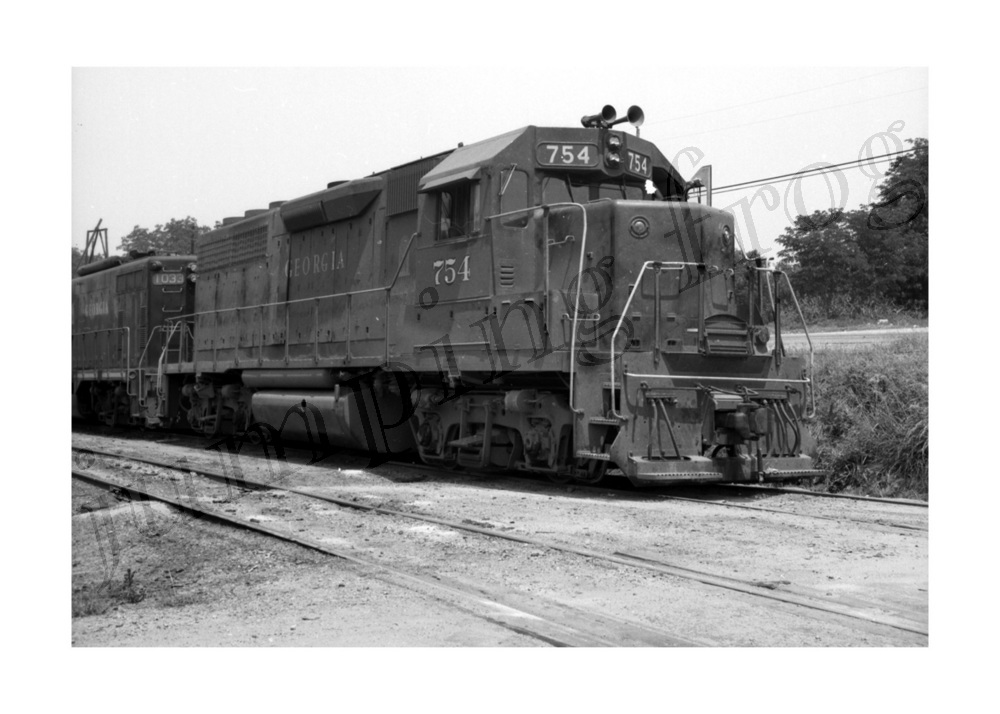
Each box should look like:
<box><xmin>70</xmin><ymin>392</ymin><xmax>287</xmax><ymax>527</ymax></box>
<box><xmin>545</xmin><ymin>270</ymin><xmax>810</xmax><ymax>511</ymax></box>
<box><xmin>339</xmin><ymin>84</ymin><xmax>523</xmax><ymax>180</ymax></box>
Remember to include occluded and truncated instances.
<box><xmin>537</xmin><ymin>143</ymin><xmax>599</xmax><ymax>168</ymax></box>
<box><xmin>153</xmin><ymin>273</ymin><xmax>186</xmax><ymax>285</ymax></box>
<box><xmin>626</xmin><ymin>150</ymin><xmax>652</xmax><ymax>178</ymax></box>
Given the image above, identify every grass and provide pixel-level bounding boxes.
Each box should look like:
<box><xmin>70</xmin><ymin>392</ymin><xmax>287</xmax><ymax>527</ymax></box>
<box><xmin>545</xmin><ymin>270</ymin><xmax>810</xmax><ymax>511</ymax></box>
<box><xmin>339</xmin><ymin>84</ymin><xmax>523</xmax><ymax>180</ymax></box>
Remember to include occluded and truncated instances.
<box><xmin>778</xmin><ymin>294</ymin><xmax>927</xmax><ymax>332</ymax></box>
<box><xmin>72</xmin><ymin>568</ymin><xmax>147</xmax><ymax>618</ymax></box>
<box><xmin>808</xmin><ymin>334</ymin><xmax>928</xmax><ymax>500</ymax></box>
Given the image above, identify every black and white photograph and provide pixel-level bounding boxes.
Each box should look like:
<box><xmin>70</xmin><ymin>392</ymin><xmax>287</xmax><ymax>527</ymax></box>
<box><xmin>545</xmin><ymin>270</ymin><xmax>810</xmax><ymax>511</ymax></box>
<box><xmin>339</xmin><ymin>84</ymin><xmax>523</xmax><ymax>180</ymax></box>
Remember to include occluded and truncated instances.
<box><xmin>68</xmin><ymin>64</ymin><xmax>930</xmax><ymax>649</ymax></box>
<box><xmin>11</xmin><ymin>2</ymin><xmax>992</xmax><ymax>709</ymax></box>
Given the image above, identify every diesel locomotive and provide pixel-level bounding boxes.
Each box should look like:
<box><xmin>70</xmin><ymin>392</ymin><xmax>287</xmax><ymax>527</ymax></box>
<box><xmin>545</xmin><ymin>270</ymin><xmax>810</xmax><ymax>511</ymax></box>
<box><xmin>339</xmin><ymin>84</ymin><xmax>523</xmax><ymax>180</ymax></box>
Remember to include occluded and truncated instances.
<box><xmin>71</xmin><ymin>105</ymin><xmax>822</xmax><ymax>485</ymax></box>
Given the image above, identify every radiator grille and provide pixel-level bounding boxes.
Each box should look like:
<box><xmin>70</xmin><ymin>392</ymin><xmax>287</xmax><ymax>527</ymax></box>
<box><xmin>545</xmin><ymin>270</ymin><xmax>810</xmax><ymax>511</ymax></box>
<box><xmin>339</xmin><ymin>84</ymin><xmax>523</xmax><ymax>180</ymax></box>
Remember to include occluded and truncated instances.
<box><xmin>387</xmin><ymin>157</ymin><xmax>443</xmax><ymax>216</ymax></box>
<box><xmin>199</xmin><ymin>224</ymin><xmax>268</xmax><ymax>272</ymax></box>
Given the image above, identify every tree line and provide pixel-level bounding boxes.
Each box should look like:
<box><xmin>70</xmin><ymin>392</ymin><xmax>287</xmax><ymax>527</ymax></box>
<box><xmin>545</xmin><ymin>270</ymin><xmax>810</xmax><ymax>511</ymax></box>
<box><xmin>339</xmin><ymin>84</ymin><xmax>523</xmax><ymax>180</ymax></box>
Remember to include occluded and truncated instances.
<box><xmin>72</xmin><ymin>216</ymin><xmax>211</xmax><ymax>278</ymax></box>
<box><xmin>774</xmin><ymin>138</ymin><xmax>928</xmax><ymax>316</ymax></box>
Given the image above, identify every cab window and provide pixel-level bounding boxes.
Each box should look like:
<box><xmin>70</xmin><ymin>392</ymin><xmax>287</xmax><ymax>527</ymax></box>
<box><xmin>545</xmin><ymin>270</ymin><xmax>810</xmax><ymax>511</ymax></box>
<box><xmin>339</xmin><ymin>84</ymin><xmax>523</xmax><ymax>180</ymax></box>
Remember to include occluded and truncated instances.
<box><xmin>499</xmin><ymin>168</ymin><xmax>529</xmax><ymax>214</ymax></box>
<box><xmin>541</xmin><ymin>176</ymin><xmax>587</xmax><ymax>205</ymax></box>
<box><xmin>498</xmin><ymin>168</ymin><xmax>530</xmax><ymax>228</ymax></box>
<box><xmin>437</xmin><ymin>181</ymin><xmax>480</xmax><ymax>240</ymax></box>
<box><xmin>541</xmin><ymin>176</ymin><xmax>644</xmax><ymax>205</ymax></box>
<box><xmin>598</xmin><ymin>184</ymin><xmax>644</xmax><ymax>201</ymax></box>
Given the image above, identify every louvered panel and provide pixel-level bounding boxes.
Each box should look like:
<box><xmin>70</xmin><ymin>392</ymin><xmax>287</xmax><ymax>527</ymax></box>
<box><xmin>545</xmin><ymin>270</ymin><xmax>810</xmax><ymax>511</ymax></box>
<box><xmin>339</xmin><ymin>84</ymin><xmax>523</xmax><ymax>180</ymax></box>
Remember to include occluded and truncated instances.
<box><xmin>387</xmin><ymin>157</ymin><xmax>443</xmax><ymax>216</ymax></box>
<box><xmin>499</xmin><ymin>263</ymin><xmax>515</xmax><ymax>288</ymax></box>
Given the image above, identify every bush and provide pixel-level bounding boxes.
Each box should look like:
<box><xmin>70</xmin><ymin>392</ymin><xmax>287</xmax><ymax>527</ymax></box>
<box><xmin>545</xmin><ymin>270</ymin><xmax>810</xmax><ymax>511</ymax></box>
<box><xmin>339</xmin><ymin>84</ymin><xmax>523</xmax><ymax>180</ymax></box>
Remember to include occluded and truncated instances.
<box><xmin>72</xmin><ymin>568</ymin><xmax>146</xmax><ymax>618</ymax></box>
<box><xmin>809</xmin><ymin>335</ymin><xmax>928</xmax><ymax>499</ymax></box>
<box><xmin>778</xmin><ymin>294</ymin><xmax>927</xmax><ymax>331</ymax></box>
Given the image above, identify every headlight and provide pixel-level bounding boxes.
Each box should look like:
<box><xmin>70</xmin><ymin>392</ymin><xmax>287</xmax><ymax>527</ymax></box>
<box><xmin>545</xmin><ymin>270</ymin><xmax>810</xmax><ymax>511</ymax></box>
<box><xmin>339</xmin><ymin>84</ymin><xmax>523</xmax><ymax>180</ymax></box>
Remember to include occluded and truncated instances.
<box><xmin>721</xmin><ymin>225</ymin><xmax>733</xmax><ymax>251</ymax></box>
<box><xmin>629</xmin><ymin>216</ymin><xmax>650</xmax><ymax>239</ymax></box>
<box><xmin>605</xmin><ymin>152</ymin><xmax>621</xmax><ymax>168</ymax></box>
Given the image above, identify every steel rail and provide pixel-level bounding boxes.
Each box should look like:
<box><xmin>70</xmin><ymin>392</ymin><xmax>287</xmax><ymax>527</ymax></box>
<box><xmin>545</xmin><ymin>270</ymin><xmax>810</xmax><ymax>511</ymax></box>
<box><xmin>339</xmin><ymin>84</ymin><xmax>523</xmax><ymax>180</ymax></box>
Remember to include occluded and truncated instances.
<box><xmin>71</xmin><ymin>466</ymin><xmax>693</xmax><ymax>647</ymax></box>
<box><xmin>72</xmin><ymin>429</ymin><xmax>921</xmax><ymax>514</ymax></box>
<box><xmin>391</xmin><ymin>457</ymin><xmax>926</xmax><ymax>533</ymax></box>
<box><xmin>716</xmin><ymin>483</ymin><xmax>929</xmax><ymax>508</ymax></box>
<box><xmin>643</xmin><ymin>490</ymin><xmax>926</xmax><ymax>532</ymax></box>
<box><xmin>74</xmin><ymin>444</ymin><xmax>926</xmax><ymax>637</ymax></box>
<box><xmin>73</xmin><ymin>419</ymin><xmax>927</xmax><ymax>534</ymax></box>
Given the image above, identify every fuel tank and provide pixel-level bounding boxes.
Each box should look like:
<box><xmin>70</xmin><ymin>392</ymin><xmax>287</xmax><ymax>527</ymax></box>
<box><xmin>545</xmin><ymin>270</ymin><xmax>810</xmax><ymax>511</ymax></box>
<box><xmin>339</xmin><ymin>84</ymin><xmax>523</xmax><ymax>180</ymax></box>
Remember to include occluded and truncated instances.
<box><xmin>250</xmin><ymin>386</ymin><xmax>416</xmax><ymax>455</ymax></box>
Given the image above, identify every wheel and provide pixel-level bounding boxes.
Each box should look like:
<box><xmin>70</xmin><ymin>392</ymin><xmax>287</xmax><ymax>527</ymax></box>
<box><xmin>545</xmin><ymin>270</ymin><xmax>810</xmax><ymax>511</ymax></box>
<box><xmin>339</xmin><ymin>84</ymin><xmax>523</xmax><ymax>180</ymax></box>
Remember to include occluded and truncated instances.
<box><xmin>573</xmin><ymin>458</ymin><xmax>608</xmax><ymax>485</ymax></box>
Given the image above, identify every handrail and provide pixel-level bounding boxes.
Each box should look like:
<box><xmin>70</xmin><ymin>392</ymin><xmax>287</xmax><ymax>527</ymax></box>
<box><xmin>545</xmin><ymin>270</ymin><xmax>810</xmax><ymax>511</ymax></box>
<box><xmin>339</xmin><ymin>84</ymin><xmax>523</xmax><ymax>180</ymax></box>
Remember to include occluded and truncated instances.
<box><xmin>746</xmin><ymin>266</ymin><xmax>816</xmax><ymax>418</ymax></box>
<box><xmin>71</xmin><ymin>326</ymin><xmax>130</xmax><ymax>377</ymax></box>
<box><xmin>624</xmin><ymin>372</ymin><xmax>810</xmax><ymax>384</ymax></box>
<box><xmin>563</xmin><ymin>204</ymin><xmax>589</xmax><ymax>414</ymax></box>
<box><xmin>157</xmin><ymin>321</ymin><xmax>183</xmax><ymax>398</ymax></box>
<box><xmin>768</xmin><ymin>268</ymin><xmax>815</xmax><ymax>418</ymax></box>
<box><xmin>488</xmin><ymin>202</ymin><xmax>592</xmax><ymax>412</ymax></box>
<box><xmin>164</xmin><ymin>284</ymin><xmax>390</xmax><ymax>325</ymax></box>
<box><xmin>159</xmin><ymin>232</ymin><xmax>420</xmax><ymax>366</ymax></box>
<box><xmin>134</xmin><ymin>325</ymin><xmax>167</xmax><ymax>369</ymax></box>
<box><xmin>166</xmin><ymin>232</ymin><xmax>419</xmax><ymax>326</ymax></box>
<box><xmin>608</xmin><ymin>261</ymin><xmax>704</xmax><ymax>419</ymax></box>
<box><xmin>607</xmin><ymin>262</ymin><xmax>815</xmax><ymax>420</ymax></box>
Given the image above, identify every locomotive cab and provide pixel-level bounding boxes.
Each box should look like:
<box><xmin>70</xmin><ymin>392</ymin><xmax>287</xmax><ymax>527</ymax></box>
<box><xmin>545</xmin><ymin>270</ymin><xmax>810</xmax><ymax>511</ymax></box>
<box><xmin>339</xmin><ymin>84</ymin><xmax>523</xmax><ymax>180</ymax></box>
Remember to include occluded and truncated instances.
<box><xmin>72</xmin><ymin>253</ymin><xmax>197</xmax><ymax>426</ymax></box>
<box><xmin>405</xmin><ymin>107</ymin><xmax>821</xmax><ymax>484</ymax></box>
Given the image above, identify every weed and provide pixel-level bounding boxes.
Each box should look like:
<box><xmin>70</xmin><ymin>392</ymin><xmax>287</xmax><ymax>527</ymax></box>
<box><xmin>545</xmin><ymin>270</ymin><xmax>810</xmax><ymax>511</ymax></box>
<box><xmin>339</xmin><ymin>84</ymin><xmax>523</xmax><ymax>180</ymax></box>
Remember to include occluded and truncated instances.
<box><xmin>809</xmin><ymin>334</ymin><xmax>928</xmax><ymax>499</ymax></box>
<box><xmin>119</xmin><ymin>568</ymin><xmax>146</xmax><ymax>604</ymax></box>
<box><xmin>72</xmin><ymin>568</ymin><xmax>146</xmax><ymax>618</ymax></box>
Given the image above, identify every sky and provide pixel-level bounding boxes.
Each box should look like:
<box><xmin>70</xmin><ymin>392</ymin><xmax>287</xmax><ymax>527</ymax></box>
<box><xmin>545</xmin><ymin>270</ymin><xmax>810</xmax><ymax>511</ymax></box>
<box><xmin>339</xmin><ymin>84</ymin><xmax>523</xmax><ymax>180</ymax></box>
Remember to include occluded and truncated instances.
<box><xmin>72</xmin><ymin>67</ymin><xmax>927</xmax><ymax>260</ymax></box>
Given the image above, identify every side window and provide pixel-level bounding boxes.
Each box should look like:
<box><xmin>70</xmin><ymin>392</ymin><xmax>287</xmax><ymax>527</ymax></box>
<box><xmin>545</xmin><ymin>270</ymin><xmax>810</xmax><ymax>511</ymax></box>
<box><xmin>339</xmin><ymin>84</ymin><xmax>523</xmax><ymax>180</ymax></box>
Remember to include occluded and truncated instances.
<box><xmin>499</xmin><ymin>168</ymin><xmax>529</xmax><ymax>215</ymax></box>
<box><xmin>437</xmin><ymin>181</ymin><xmax>480</xmax><ymax>240</ymax></box>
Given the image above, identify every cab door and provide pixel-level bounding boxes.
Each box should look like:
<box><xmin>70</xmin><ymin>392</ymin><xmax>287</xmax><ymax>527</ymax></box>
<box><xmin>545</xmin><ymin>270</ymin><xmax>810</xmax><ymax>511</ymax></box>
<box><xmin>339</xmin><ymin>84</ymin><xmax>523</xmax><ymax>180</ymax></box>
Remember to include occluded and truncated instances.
<box><xmin>490</xmin><ymin>167</ymin><xmax>547</xmax><ymax>355</ymax></box>
<box><xmin>411</xmin><ymin>178</ymin><xmax>494</xmax><ymax>357</ymax></box>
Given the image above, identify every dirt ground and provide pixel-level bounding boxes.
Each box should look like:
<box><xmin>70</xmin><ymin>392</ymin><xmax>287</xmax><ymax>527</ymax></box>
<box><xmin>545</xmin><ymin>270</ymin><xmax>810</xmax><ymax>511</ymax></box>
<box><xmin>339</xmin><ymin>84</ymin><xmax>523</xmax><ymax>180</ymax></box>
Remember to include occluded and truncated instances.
<box><xmin>71</xmin><ymin>432</ymin><xmax>928</xmax><ymax>646</ymax></box>
<box><xmin>72</xmin><ymin>479</ymin><xmax>537</xmax><ymax>646</ymax></box>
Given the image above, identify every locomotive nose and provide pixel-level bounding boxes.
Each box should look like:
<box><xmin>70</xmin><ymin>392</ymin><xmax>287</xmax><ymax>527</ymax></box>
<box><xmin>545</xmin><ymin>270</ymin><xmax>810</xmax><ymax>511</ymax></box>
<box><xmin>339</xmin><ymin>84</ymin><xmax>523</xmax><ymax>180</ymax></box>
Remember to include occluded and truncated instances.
<box><xmin>605</xmin><ymin>201</ymin><xmax>743</xmax><ymax>360</ymax></box>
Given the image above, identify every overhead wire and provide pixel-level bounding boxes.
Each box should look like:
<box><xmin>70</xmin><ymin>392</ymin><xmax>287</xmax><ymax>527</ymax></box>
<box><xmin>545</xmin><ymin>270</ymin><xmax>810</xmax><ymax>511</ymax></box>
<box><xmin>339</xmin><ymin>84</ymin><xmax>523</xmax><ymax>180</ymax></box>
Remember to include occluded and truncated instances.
<box><xmin>649</xmin><ymin>68</ymin><xmax>904</xmax><ymax>125</ymax></box>
<box><xmin>709</xmin><ymin>147</ymin><xmax>917</xmax><ymax>197</ymax></box>
<box><xmin>662</xmin><ymin>86</ymin><xmax>926</xmax><ymax>141</ymax></box>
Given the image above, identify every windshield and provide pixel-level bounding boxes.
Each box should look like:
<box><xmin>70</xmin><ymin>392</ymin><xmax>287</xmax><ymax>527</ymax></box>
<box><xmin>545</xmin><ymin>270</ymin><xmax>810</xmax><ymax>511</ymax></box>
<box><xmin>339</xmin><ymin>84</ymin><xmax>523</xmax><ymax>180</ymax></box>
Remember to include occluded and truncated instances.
<box><xmin>541</xmin><ymin>175</ymin><xmax>646</xmax><ymax>205</ymax></box>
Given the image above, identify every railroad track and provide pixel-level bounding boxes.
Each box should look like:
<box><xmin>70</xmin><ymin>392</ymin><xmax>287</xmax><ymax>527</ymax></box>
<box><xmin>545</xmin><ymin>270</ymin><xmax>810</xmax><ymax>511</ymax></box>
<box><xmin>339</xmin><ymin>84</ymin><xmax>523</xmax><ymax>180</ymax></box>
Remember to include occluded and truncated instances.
<box><xmin>72</xmin><ymin>424</ymin><xmax>927</xmax><ymax>530</ymax></box>
<box><xmin>73</xmin><ymin>444</ymin><xmax>928</xmax><ymax>639</ymax></box>
<box><xmin>72</xmin><ymin>466</ymin><xmax>698</xmax><ymax>648</ymax></box>
<box><xmin>382</xmin><ymin>459</ymin><xmax>928</xmax><ymax>534</ymax></box>
<box><xmin>713</xmin><ymin>483</ymin><xmax>928</xmax><ymax>508</ymax></box>
<box><xmin>494</xmin><ymin>470</ymin><xmax>927</xmax><ymax>532</ymax></box>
